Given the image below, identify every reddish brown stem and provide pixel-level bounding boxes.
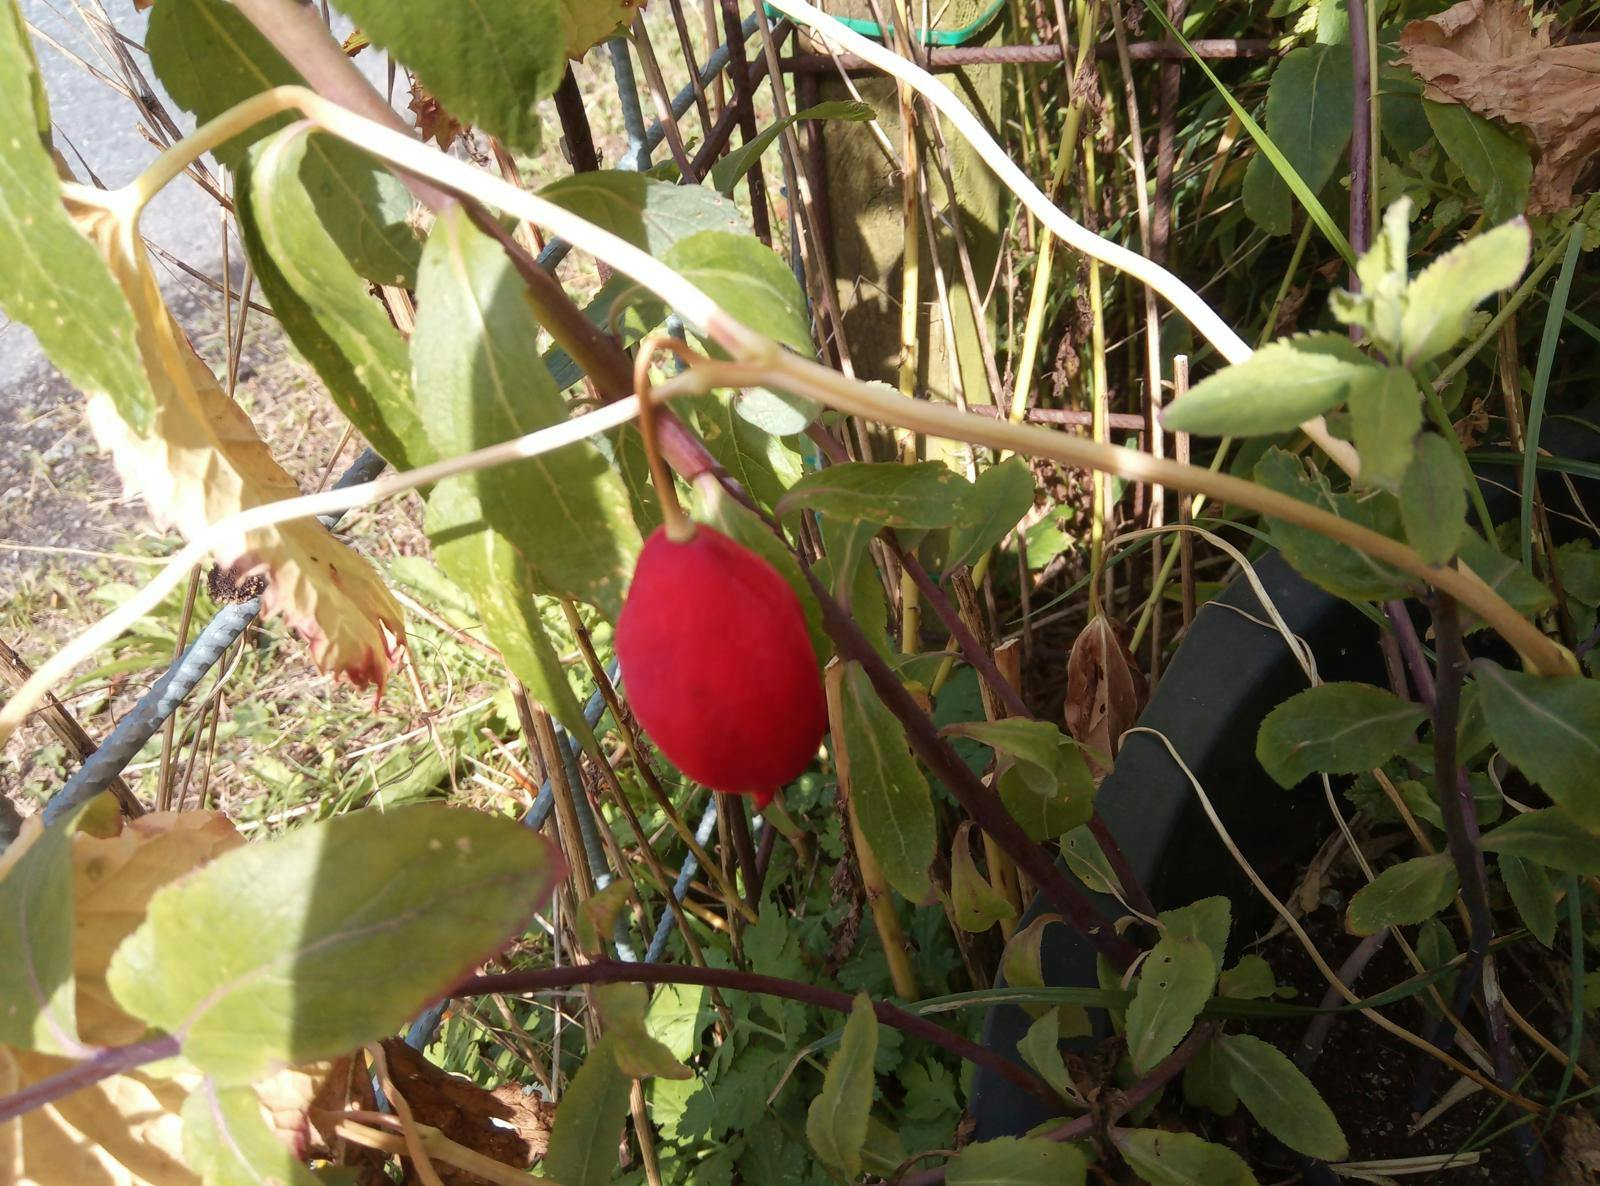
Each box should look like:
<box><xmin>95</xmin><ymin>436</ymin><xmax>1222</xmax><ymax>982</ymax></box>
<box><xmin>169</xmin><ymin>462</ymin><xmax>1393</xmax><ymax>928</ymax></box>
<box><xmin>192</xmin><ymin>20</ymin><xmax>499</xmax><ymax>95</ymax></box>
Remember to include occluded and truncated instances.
<box><xmin>799</xmin><ymin>559</ymin><xmax>1138</xmax><ymax>968</ymax></box>
<box><xmin>454</xmin><ymin>961</ymin><xmax>1068</xmax><ymax>1111</ymax></box>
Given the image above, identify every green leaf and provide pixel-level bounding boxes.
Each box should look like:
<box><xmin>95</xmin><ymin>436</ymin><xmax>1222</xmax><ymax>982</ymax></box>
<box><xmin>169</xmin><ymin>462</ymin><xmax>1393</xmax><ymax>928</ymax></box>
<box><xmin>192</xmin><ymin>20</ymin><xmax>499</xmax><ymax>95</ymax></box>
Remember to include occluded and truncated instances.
<box><xmin>0</xmin><ymin>14</ymin><xmax>153</xmax><ymax>432</ymax></box>
<box><xmin>149</xmin><ymin>0</ymin><xmax>420</xmax><ymax>285</ymax></box>
<box><xmin>1183</xmin><ymin>1042</ymin><xmax>1238</xmax><ymax>1116</ymax></box>
<box><xmin>553</xmin><ymin>0</ymin><xmax>637</xmax><ymax>58</ymax></box>
<box><xmin>540</xmin><ymin>171</ymin><xmax>751</xmax><ymax>254</ymax></box>
<box><xmin>1256</xmin><ymin>682</ymin><xmax>1426</xmax><ymax>788</ymax></box>
<box><xmin>1416</xmin><ymin>918</ymin><xmax>1460</xmax><ymax>1007</ymax></box>
<box><xmin>240</xmin><ymin>128</ymin><xmax>426</xmax><ymax>470</ymax></box>
<box><xmin>595</xmin><ymin>984</ymin><xmax>693</xmax><ymax>1079</ymax></box>
<box><xmin>425</xmin><ymin>483</ymin><xmax>586</xmax><ymax>732</ymax></box>
<box><xmin>1001</xmin><ymin>915</ymin><xmax>1091</xmax><ymax>1037</ymax></box>
<box><xmin>645</xmin><ymin>983</ymin><xmax>708</xmax><ymax>1061</ymax></box>
<box><xmin>944</xmin><ymin>1136</ymin><xmax>1087</xmax><ymax>1186</ymax></box>
<box><xmin>1499</xmin><ymin>854</ymin><xmax>1558</xmax><ymax>946</ymax></box>
<box><xmin>414</xmin><ymin>206</ymin><xmax>642</xmax><ymax>620</ymax></box>
<box><xmin>1457</xmin><ymin>534</ymin><xmax>1554</xmax><ymax>622</ymax></box>
<box><xmin>1425</xmin><ymin>101</ymin><xmax>1531</xmax><ymax>224</ymax></box>
<box><xmin>951</xmin><ymin>823</ymin><xmax>1017</xmax><ymax>932</ymax></box>
<box><xmin>690</xmin><ymin>391</ymin><xmax>804</xmax><ymax>514</ymax></box>
<box><xmin>666</xmin><ymin>230</ymin><xmax>818</xmax><ymax>433</ymax></box>
<box><xmin>1378</xmin><ymin>61</ymin><xmax>1432</xmax><ymax>155</ymax></box>
<box><xmin>1348</xmin><ymin>366</ymin><xmax>1422</xmax><ymax>491</ymax></box>
<box><xmin>182</xmin><ymin>1081</ymin><xmax>322</xmax><ymax>1186</ymax></box>
<box><xmin>840</xmin><ymin>662</ymin><xmax>935</xmax><ymax>901</ymax></box>
<box><xmin>1253</xmin><ymin>448</ymin><xmax>1410</xmax><ymax>600</ymax></box>
<box><xmin>1480</xmin><ymin>808</ymin><xmax>1600</xmax><ymax>875</ymax></box>
<box><xmin>1556</xmin><ymin>541</ymin><xmax>1600</xmax><ymax>606</ymax></box>
<box><xmin>1333</xmin><ymin>199</ymin><xmax>1412</xmax><ymax>346</ymax></box>
<box><xmin>333</xmin><ymin>0</ymin><xmax>565</xmax><ymax>153</ymax></box>
<box><xmin>0</xmin><ymin>810</ymin><xmax>84</xmax><ymax>1052</ymax></box>
<box><xmin>1060</xmin><ymin>825</ymin><xmax>1122</xmax><ymax>897</ymax></box>
<box><xmin>943</xmin><ymin>719</ymin><xmax>1095</xmax><ymax>840</ymax></box>
<box><xmin>710</xmin><ymin>101</ymin><xmax>875</xmax><ymax>196</ymax></box>
<box><xmin>945</xmin><ymin>459</ymin><xmax>1037</xmax><ymax>571</ymax></box>
<box><xmin>1217</xmin><ymin>1033</ymin><xmax>1347</xmax><ymax>1159</ymax></box>
<box><xmin>544</xmin><ymin>1034</ymin><xmax>634</xmax><ymax>1186</ymax></box>
<box><xmin>1471</xmin><ymin>661</ymin><xmax>1600</xmax><ymax>828</ymax></box>
<box><xmin>1125</xmin><ymin>936</ymin><xmax>1215</xmax><ymax>1074</ymax></box>
<box><xmin>1241</xmin><ymin>45</ymin><xmax>1355</xmax><ymax>236</ymax></box>
<box><xmin>1400</xmin><ymin>220</ymin><xmax>1531</xmax><ymax>368</ymax></box>
<box><xmin>1016</xmin><ymin>1010</ymin><xmax>1074</xmax><ymax>1099</ymax></box>
<box><xmin>1114</xmin><ymin>1128</ymin><xmax>1259</xmax><ymax>1186</ymax></box>
<box><xmin>806</xmin><ymin>993</ymin><xmax>878</xmax><ymax>1177</ymax></box>
<box><xmin>1160</xmin><ymin>897</ymin><xmax>1231</xmax><ymax>972</ymax></box>
<box><xmin>1401</xmin><ymin>434</ymin><xmax>1468</xmax><ymax>564</ymax></box>
<box><xmin>1163</xmin><ymin>334</ymin><xmax>1378</xmax><ymax>437</ymax></box>
<box><xmin>780</xmin><ymin>461</ymin><xmax>974</xmax><ymax>529</ymax></box>
<box><xmin>105</xmin><ymin>805</ymin><xmax>562</xmax><ymax>1084</ymax></box>
<box><xmin>1347</xmin><ymin>853</ymin><xmax>1458</xmax><ymax>935</ymax></box>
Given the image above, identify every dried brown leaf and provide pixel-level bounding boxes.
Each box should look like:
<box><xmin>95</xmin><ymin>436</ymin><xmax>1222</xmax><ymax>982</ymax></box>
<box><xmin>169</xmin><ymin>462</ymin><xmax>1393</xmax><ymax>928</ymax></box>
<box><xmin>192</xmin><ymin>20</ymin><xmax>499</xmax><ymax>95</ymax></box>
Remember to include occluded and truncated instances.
<box><xmin>1554</xmin><ymin>1110</ymin><xmax>1600</xmax><ymax>1186</ymax></box>
<box><xmin>65</xmin><ymin>187</ymin><xmax>404</xmax><ymax>688</ymax></box>
<box><xmin>380</xmin><ymin>1039</ymin><xmax>543</xmax><ymax>1184</ymax></box>
<box><xmin>408</xmin><ymin>81</ymin><xmax>465</xmax><ymax>152</ymax></box>
<box><xmin>1064</xmin><ymin>615</ymin><xmax>1146</xmax><ymax>774</ymax></box>
<box><xmin>1400</xmin><ymin>0</ymin><xmax>1600</xmax><ymax>212</ymax></box>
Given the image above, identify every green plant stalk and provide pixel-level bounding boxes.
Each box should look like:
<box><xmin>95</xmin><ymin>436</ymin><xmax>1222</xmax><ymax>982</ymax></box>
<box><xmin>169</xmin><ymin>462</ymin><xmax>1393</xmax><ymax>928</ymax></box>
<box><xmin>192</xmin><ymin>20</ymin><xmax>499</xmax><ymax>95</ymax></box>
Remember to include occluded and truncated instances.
<box><xmin>1421</xmin><ymin>381</ymin><xmax>1498</xmax><ymax>541</ymax></box>
<box><xmin>1004</xmin><ymin>0</ymin><xmax>1098</xmax><ymax>427</ymax></box>
<box><xmin>682</xmin><ymin>353</ymin><xmax>1573</xmax><ymax>677</ymax></box>
<box><xmin>1085</xmin><ymin>145</ymin><xmax>1109</xmax><ymax>618</ymax></box>
<box><xmin>1128</xmin><ymin>219</ymin><xmax>1315</xmax><ymax>652</ymax></box>
<box><xmin>1548</xmin><ymin>875</ymin><xmax>1586</xmax><ymax>1123</ymax></box>
<box><xmin>824</xmin><ymin>660</ymin><xmax>921</xmax><ymax>999</ymax></box>
<box><xmin>1134</xmin><ymin>0</ymin><xmax>1356</xmax><ymax>269</ymax></box>
<box><xmin>1522</xmin><ymin>226</ymin><xmax>1586</xmax><ymax>571</ymax></box>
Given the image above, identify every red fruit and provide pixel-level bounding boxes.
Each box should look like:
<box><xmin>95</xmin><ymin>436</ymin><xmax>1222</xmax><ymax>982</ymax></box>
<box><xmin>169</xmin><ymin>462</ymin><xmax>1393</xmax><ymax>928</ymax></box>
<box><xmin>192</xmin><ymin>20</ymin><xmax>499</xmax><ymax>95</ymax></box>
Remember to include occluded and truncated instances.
<box><xmin>616</xmin><ymin>524</ymin><xmax>827</xmax><ymax>805</ymax></box>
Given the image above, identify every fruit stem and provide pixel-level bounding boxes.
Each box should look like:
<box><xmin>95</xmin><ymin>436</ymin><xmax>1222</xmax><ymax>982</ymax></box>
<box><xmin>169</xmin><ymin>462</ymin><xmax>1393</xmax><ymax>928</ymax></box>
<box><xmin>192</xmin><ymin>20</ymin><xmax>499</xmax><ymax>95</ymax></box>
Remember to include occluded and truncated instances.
<box><xmin>634</xmin><ymin>337</ymin><xmax>699</xmax><ymax>543</ymax></box>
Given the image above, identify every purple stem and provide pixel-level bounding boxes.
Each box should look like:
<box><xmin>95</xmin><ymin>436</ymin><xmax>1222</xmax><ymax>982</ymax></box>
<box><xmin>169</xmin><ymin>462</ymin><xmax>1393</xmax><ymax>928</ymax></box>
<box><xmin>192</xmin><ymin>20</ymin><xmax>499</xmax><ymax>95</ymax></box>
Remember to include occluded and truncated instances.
<box><xmin>797</xmin><ymin>556</ymin><xmax>1139</xmax><ymax>968</ymax></box>
<box><xmin>455</xmin><ymin>961</ymin><xmax>1067</xmax><ymax>1111</ymax></box>
<box><xmin>1347</xmin><ymin>0</ymin><xmax>1372</xmax><ymax>267</ymax></box>
<box><xmin>0</xmin><ymin>1035</ymin><xmax>181</xmax><ymax>1125</ymax></box>
<box><xmin>1297</xmin><ymin>930</ymin><xmax>1388</xmax><ymax>1070</ymax></box>
<box><xmin>1384</xmin><ymin>601</ymin><xmax>1437</xmax><ymax>713</ymax></box>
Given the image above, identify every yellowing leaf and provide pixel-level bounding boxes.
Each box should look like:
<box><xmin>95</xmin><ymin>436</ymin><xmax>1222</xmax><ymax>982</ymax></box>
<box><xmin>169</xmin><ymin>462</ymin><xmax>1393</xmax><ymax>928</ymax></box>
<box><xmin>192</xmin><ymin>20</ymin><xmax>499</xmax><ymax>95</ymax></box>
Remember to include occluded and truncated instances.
<box><xmin>557</xmin><ymin>0</ymin><xmax>644</xmax><ymax>60</ymax></box>
<box><xmin>67</xmin><ymin>189</ymin><xmax>404</xmax><ymax>689</ymax></box>
<box><xmin>1</xmin><ymin>1045</ymin><xmax>199</xmax><ymax>1186</ymax></box>
<box><xmin>74</xmin><ymin>811</ymin><xmax>243</xmax><ymax>1046</ymax></box>
<box><xmin>0</xmin><ymin>1048</ymin><xmax>326</xmax><ymax>1186</ymax></box>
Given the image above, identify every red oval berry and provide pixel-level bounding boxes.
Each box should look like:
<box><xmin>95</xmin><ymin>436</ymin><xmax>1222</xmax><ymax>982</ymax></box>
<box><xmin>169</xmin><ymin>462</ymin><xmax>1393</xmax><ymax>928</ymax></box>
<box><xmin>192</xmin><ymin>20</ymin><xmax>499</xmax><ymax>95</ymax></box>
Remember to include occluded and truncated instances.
<box><xmin>616</xmin><ymin>524</ymin><xmax>826</xmax><ymax>805</ymax></box>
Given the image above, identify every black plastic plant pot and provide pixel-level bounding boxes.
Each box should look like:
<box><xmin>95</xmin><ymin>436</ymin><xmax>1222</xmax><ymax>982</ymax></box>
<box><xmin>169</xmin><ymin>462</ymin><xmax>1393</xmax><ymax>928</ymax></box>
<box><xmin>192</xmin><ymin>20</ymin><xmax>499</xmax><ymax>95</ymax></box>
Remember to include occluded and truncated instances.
<box><xmin>967</xmin><ymin>410</ymin><xmax>1600</xmax><ymax>1141</ymax></box>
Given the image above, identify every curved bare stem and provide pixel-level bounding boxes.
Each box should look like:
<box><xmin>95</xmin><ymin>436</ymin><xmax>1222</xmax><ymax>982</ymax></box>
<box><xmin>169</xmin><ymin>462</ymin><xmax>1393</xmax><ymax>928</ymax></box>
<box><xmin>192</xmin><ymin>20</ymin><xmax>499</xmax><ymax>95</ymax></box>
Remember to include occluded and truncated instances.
<box><xmin>659</xmin><ymin>355</ymin><xmax>1572</xmax><ymax>677</ymax></box>
<box><xmin>9</xmin><ymin>81</ymin><xmax>1563</xmax><ymax>748</ymax></box>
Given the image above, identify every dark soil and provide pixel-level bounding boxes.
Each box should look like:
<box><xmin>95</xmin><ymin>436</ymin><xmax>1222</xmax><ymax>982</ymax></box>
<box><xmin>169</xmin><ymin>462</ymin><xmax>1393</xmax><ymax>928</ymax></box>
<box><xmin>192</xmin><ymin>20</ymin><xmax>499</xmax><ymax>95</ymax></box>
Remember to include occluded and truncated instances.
<box><xmin>1244</xmin><ymin>890</ymin><xmax>1559</xmax><ymax>1185</ymax></box>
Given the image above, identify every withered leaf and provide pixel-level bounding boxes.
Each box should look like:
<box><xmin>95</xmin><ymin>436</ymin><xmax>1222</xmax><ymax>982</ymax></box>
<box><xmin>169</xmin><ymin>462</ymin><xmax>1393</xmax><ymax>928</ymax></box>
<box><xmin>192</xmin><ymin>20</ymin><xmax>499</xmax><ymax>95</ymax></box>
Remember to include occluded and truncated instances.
<box><xmin>74</xmin><ymin>810</ymin><xmax>244</xmax><ymax>1046</ymax></box>
<box><xmin>0</xmin><ymin>1048</ymin><xmax>326</xmax><ymax>1186</ymax></box>
<box><xmin>408</xmin><ymin>79</ymin><xmax>465</xmax><ymax>152</ymax></box>
<box><xmin>1401</xmin><ymin>0</ymin><xmax>1600</xmax><ymax>213</ymax></box>
<box><xmin>379</xmin><ymin>1038</ymin><xmax>545</xmax><ymax>1184</ymax></box>
<box><xmin>1064</xmin><ymin>615</ymin><xmax>1146</xmax><ymax>775</ymax></box>
<box><xmin>66</xmin><ymin>187</ymin><xmax>405</xmax><ymax>688</ymax></box>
